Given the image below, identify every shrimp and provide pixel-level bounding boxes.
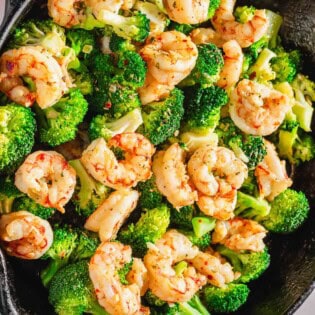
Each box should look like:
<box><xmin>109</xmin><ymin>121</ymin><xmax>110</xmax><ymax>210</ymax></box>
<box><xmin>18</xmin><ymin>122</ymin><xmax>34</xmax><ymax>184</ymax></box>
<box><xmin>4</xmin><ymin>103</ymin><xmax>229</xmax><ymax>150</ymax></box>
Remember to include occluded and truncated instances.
<box><xmin>255</xmin><ymin>140</ymin><xmax>292</xmax><ymax>201</ymax></box>
<box><xmin>190</xmin><ymin>28</ymin><xmax>225</xmax><ymax>47</ymax></box>
<box><xmin>190</xmin><ymin>250</ymin><xmax>236</xmax><ymax>287</ymax></box>
<box><xmin>140</xmin><ymin>31</ymin><xmax>198</xmax><ymax>87</ymax></box>
<box><xmin>187</xmin><ymin>145</ymin><xmax>248</xmax><ymax>220</ymax></box>
<box><xmin>152</xmin><ymin>143</ymin><xmax>198</xmax><ymax>209</ymax></box>
<box><xmin>81</xmin><ymin>133</ymin><xmax>155</xmax><ymax>190</ymax></box>
<box><xmin>212</xmin><ymin>218</ymin><xmax>267</xmax><ymax>252</ymax></box>
<box><xmin>164</xmin><ymin>0</ymin><xmax>210</xmax><ymax>24</ymax></box>
<box><xmin>126</xmin><ymin>258</ymin><xmax>149</xmax><ymax>296</ymax></box>
<box><xmin>0</xmin><ymin>46</ymin><xmax>66</xmax><ymax>108</ymax></box>
<box><xmin>89</xmin><ymin>242</ymin><xmax>149</xmax><ymax>315</ymax></box>
<box><xmin>85</xmin><ymin>189</ymin><xmax>139</xmax><ymax>242</ymax></box>
<box><xmin>217</xmin><ymin>40</ymin><xmax>243</xmax><ymax>90</ymax></box>
<box><xmin>211</xmin><ymin>0</ymin><xmax>268</xmax><ymax>48</ymax></box>
<box><xmin>14</xmin><ymin>151</ymin><xmax>76</xmax><ymax>213</ymax></box>
<box><xmin>229</xmin><ymin>79</ymin><xmax>291</xmax><ymax>136</ymax></box>
<box><xmin>144</xmin><ymin>230</ymin><xmax>207</xmax><ymax>302</ymax></box>
<box><xmin>0</xmin><ymin>211</ymin><xmax>53</xmax><ymax>259</ymax></box>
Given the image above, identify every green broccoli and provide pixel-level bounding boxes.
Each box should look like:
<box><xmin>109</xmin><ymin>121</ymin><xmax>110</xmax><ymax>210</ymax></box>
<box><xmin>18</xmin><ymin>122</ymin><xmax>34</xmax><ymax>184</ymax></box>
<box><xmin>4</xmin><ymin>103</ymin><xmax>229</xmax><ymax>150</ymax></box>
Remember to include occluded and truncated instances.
<box><xmin>180</xmin><ymin>131</ymin><xmax>219</xmax><ymax>153</ymax></box>
<box><xmin>8</xmin><ymin>19</ymin><xmax>66</xmax><ymax>55</ymax></box>
<box><xmin>69</xmin><ymin>70</ymin><xmax>94</xmax><ymax>95</ymax></box>
<box><xmin>0</xmin><ymin>176</ymin><xmax>22</xmax><ymax>214</ymax></box>
<box><xmin>137</xmin><ymin>175</ymin><xmax>164</xmax><ymax>210</ymax></box>
<box><xmin>169</xmin><ymin>22</ymin><xmax>197</xmax><ymax>35</ymax></box>
<box><xmin>235</xmin><ymin>6</ymin><xmax>256</xmax><ymax>23</ymax></box>
<box><xmin>139</xmin><ymin>88</ymin><xmax>184</xmax><ymax>145</ymax></box>
<box><xmin>109</xmin><ymin>33</ymin><xmax>136</xmax><ymax>53</ymax></box>
<box><xmin>240</xmin><ymin>170</ymin><xmax>259</xmax><ymax>196</ymax></box>
<box><xmin>144</xmin><ymin>290</ymin><xmax>166</xmax><ymax>307</ymax></box>
<box><xmin>216</xmin><ymin>117</ymin><xmax>267</xmax><ymax>170</ymax></box>
<box><xmin>202</xmin><ymin>283</ymin><xmax>250</xmax><ymax>313</ymax></box>
<box><xmin>89</xmin><ymin>108</ymin><xmax>143</xmax><ymax>141</ymax></box>
<box><xmin>170</xmin><ymin>205</ymin><xmax>197</xmax><ymax>230</ymax></box>
<box><xmin>98</xmin><ymin>11</ymin><xmax>150</xmax><ymax>42</ymax></box>
<box><xmin>179</xmin><ymin>43</ymin><xmax>224</xmax><ymax>87</ymax></box>
<box><xmin>117</xmin><ymin>204</ymin><xmax>170</xmax><ymax>257</ymax></box>
<box><xmin>69</xmin><ymin>160</ymin><xmax>111</xmax><ymax>217</ymax></box>
<box><xmin>181</xmin><ymin>86</ymin><xmax>228</xmax><ymax>136</ymax></box>
<box><xmin>208</xmin><ymin>0</ymin><xmax>221</xmax><ymax>18</ymax></box>
<box><xmin>35</xmin><ymin>89</ymin><xmax>88</xmax><ymax>146</ymax></box>
<box><xmin>0</xmin><ymin>104</ymin><xmax>36</xmax><ymax>174</ymax></box>
<box><xmin>48</xmin><ymin>260</ymin><xmax>107</xmax><ymax>315</ymax></box>
<box><xmin>179</xmin><ymin>230</ymin><xmax>211</xmax><ymax>251</ymax></box>
<box><xmin>261</xmin><ymin>189</ymin><xmax>310</xmax><ymax>233</ymax></box>
<box><xmin>216</xmin><ymin>245</ymin><xmax>270</xmax><ymax>283</ymax></box>
<box><xmin>192</xmin><ymin>217</ymin><xmax>216</xmax><ymax>238</ymax></box>
<box><xmin>265</xmin><ymin>10</ymin><xmax>283</xmax><ymax>49</ymax></box>
<box><xmin>14</xmin><ymin>196</ymin><xmax>55</xmax><ymax>219</ymax></box>
<box><xmin>117</xmin><ymin>259</ymin><xmax>133</xmax><ymax>285</ymax></box>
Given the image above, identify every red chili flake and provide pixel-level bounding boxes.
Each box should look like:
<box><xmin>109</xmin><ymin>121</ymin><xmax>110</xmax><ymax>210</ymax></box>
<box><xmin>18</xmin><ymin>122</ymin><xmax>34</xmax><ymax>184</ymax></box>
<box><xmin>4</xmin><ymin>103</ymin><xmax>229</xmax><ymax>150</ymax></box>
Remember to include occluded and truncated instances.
<box><xmin>104</xmin><ymin>102</ymin><xmax>112</xmax><ymax>109</ymax></box>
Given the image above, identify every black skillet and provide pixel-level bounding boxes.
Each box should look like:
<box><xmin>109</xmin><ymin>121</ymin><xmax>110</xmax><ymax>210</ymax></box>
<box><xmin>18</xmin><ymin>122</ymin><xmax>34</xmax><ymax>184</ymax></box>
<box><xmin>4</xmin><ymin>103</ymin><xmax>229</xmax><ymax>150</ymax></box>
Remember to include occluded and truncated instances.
<box><xmin>0</xmin><ymin>0</ymin><xmax>314</xmax><ymax>314</ymax></box>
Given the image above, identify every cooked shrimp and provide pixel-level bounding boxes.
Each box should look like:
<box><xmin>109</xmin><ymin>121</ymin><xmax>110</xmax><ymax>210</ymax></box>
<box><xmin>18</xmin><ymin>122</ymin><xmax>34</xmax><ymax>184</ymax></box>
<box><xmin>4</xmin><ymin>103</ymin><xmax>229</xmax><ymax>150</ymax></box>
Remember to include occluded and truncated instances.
<box><xmin>211</xmin><ymin>0</ymin><xmax>268</xmax><ymax>48</ymax></box>
<box><xmin>255</xmin><ymin>140</ymin><xmax>292</xmax><ymax>201</ymax></box>
<box><xmin>81</xmin><ymin>133</ymin><xmax>155</xmax><ymax>190</ymax></box>
<box><xmin>190</xmin><ymin>251</ymin><xmax>236</xmax><ymax>287</ymax></box>
<box><xmin>152</xmin><ymin>143</ymin><xmax>198</xmax><ymax>209</ymax></box>
<box><xmin>138</xmin><ymin>72</ymin><xmax>173</xmax><ymax>105</ymax></box>
<box><xmin>14</xmin><ymin>151</ymin><xmax>76</xmax><ymax>213</ymax></box>
<box><xmin>190</xmin><ymin>27</ymin><xmax>225</xmax><ymax>47</ymax></box>
<box><xmin>229</xmin><ymin>79</ymin><xmax>291</xmax><ymax>136</ymax></box>
<box><xmin>85</xmin><ymin>189</ymin><xmax>139</xmax><ymax>242</ymax></box>
<box><xmin>89</xmin><ymin>242</ymin><xmax>149</xmax><ymax>315</ymax></box>
<box><xmin>217</xmin><ymin>40</ymin><xmax>243</xmax><ymax>90</ymax></box>
<box><xmin>164</xmin><ymin>0</ymin><xmax>210</xmax><ymax>24</ymax></box>
<box><xmin>212</xmin><ymin>218</ymin><xmax>267</xmax><ymax>252</ymax></box>
<box><xmin>188</xmin><ymin>145</ymin><xmax>248</xmax><ymax>220</ymax></box>
<box><xmin>0</xmin><ymin>211</ymin><xmax>53</xmax><ymax>259</ymax></box>
<box><xmin>140</xmin><ymin>31</ymin><xmax>198</xmax><ymax>86</ymax></box>
<box><xmin>127</xmin><ymin>258</ymin><xmax>149</xmax><ymax>296</ymax></box>
<box><xmin>144</xmin><ymin>230</ymin><xmax>207</xmax><ymax>302</ymax></box>
<box><xmin>0</xmin><ymin>46</ymin><xmax>66</xmax><ymax>108</ymax></box>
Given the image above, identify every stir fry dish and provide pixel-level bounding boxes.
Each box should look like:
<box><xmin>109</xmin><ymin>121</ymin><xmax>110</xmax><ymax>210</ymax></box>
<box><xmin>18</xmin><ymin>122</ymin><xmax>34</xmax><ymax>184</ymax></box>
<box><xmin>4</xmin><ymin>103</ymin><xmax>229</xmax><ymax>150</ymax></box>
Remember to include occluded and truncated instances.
<box><xmin>0</xmin><ymin>0</ymin><xmax>314</xmax><ymax>314</ymax></box>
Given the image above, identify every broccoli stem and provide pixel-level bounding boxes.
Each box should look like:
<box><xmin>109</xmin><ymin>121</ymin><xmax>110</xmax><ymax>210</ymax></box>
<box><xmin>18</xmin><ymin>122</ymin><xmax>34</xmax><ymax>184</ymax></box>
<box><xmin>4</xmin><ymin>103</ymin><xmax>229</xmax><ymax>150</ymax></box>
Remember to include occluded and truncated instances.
<box><xmin>192</xmin><ymin>217</ymin><xmax>216</xmax><ymax>238</ymax></box>
<box><xmin>87</xmin><ymin>299</ymin><xmax>109</xmax><ymax>315</ymax></box>
<box><xmin>265</xmin><ymin>10</ymin><xmax>283</xmax><ymax>49</ymax></box>
<box><xmin>0</xmin><ymin>198</ymin><xmax>15</xmax><ymax>214</ymax></box>
<box><xmin>41</xmin><ymin>259</ymin><xmax>67</xmax><ymax>287</ymax></box>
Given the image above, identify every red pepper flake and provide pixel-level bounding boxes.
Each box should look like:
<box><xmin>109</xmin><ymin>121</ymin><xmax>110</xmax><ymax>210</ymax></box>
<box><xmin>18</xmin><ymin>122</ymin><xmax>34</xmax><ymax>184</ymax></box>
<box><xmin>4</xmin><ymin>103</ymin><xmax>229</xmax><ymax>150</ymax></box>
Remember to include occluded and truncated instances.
<box><xmin>104</xmin><ymin>102</ymin><xmax>112</xmax><ymax>109</ymax></box>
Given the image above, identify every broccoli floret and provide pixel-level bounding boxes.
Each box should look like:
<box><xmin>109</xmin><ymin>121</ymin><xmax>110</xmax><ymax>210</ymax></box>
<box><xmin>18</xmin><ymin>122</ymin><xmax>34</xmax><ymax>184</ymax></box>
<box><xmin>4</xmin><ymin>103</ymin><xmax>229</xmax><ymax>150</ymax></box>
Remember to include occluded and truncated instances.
<box><xmin>14</xmin><ymin>196</ymin><xmax>55</xmax><ymax>219</ymax></box>
<box><xmin>179</xmin><ymin>44</ymin><xmax>224</xmax><ymax>87</ymax></box>
<box><xmin>69</xmin><ymin>160</ymin><xmax>111</xmax><ymax>217</ymax></box>
<box><xmin>170</xmin><ymin>205</ymin><xmax>197</xmax><ymax>230</ymax></box>
<box><xmin>117</xmin><ymin>204</ymin><xmax>170</xmax><ymax>257</ymax></box>
<box><xmin>291</xmin><ymin>74</ymin><xmax>315</xmax><ymax>132</ymax></box>
<box><xmin>208</xmin><ymin>0</ymin><xmax>221</xmax><ymax>18</ymax></box>
<box><xmin>145</xmin><ymin>290</ymin><xmax>166</xmax><ymax>307</ymax></box>
<box><xmin>0</xmin><ymin>104</ymin><xmax>36</xmax><ymax>174</ymax></box>
<box><xmin>179</xmin><ymin>230</ymin><xmax>211</xmax><ymax>251</ymax></box>
<box><xmin>140</xmin><ymin>88</ymin><xmax>184</xmax><ymax>145</ymax></box>
<box><xmin>109</xmin><ymin>33</ymin><xmax>136</xmax><ymax>52</ymax></box>
<box><xmin>69</xmin><ymin>70</ymin><xmax>94</xmax><ymax>95</ymax></box>
<box><xmin>169</xmin><ymin>22</ymin><xmax>196</xmax><ymax>35</ymax></box>
<box><xmin>261</xmin><ymin>189</ymin><xmax>310</xmax><ymax>233</ymax></box>
<box><xmin>137</xmin><ymin>175</ymin><xmax>164</xmax><ymax>210</ymax></box>
<box><xmin>89</xmin><ymin>108</ymin><xmax>143</xmax><ymax>141</ymax></box>
<box><xmin>182</xmin><ymin>86</ymin><xmax>228</xmax><ymax>136</ymax></box>
<box><xmin>235</xmin><ymin>191</ymin><xmax>271</xmax><ymax>220</ymax></box>
<box><xmin>48</xmin><ymin>260</ymin><xmax>107</xmax><ymax>315</ymax></box>
<box><xmin>192</xmin><ymin>216</ymin><xmax>216</xmax><ymax>238</ymax></box>
<box><xmin>35</xmin><ymin>89</ymin><xmax>88</xmax><ymax>146</ymax></box>
<box><xmin>234</xmin><ymin>6</ymin><xmax>256</xmax><ymax>23</ymax></box>
<box><xmin>202</xmin><ymin>283</ymin><xmax>250</xmax><ymax>313</ymax></box>
<box><xmin>216</xmin><ymin>245</ymin><xmax>270</xmax><ymax>283</ymax></box>
<box><xmin>240</xmin><ymin>171</ymin><xmax>259</xmax><ymax>196</ymax></box>
<box><xmin>8</xmin><ymin>19</ymin><xmax>66</xmax><ymax>55</ymax></box>
<box><xmin>293</xmin><ymin>131</ymin><xmax>315</xmax><ymax>164</ymax></box>
<box><xmin>216</xmin><ymin>117</ymin><xmax>267</xmax><ymax>170</ymax></box>
<box><xmin>117</xmin><ymin>259</ymin><xmax>133</xmax><ymax>285</ymax></box>
<box><xmin>180</xmin><ymin>131</ymin><xmax>219</xmax><ymax>153</ymax></box>
<box><xmin>0</xmin><ymin>176</ymin><xmax>22</xmax><ymax>214</ymax></box>
<box><xmin>98</xmin><ymin>11</ymin><xmax>150</xmax><ymax>42</ymax></box>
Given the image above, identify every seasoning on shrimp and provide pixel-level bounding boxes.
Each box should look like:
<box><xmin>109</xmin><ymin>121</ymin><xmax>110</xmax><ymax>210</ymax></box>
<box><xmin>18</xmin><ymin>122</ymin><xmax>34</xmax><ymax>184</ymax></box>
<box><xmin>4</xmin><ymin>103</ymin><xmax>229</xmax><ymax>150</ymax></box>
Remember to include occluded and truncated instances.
<box><xmin>0</xmin><ymin>211</ymin><xmax>53</xmax><ymax>259</ymax></box>
<box><xmin>126</xmin><ymin>258</ymin><xmax>149</xmax><ymax>296</ymax></box>
<box><xmin>14</xmin><ymin>151</ymin><xmax>76</xmax><ymax>213</ymax></box>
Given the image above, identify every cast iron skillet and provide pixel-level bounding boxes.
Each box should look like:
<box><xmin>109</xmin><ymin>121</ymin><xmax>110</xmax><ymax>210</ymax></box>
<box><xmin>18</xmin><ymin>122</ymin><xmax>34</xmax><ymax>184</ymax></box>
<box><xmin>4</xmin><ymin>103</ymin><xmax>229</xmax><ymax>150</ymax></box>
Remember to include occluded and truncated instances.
<box><xmin>0</xmin><ymin>0</ymin><xmax>314</xmax><ymax>314</ymax></box>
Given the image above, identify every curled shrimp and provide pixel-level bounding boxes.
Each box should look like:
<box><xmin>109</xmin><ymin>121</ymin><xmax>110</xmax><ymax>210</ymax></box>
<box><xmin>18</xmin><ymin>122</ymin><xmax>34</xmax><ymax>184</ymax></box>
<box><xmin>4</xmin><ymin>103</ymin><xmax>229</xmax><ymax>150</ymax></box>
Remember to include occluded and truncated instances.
<box><xmin>190</xmin><ymin>27</ymin><xmax>226</xmax><ymax>47</ymax></box>
<box><xmin>127</xmin><ymin>258</ymin><xmax>149</xmax><ymax>296</ymax></box>
<box><xmin>0</xmin><ymin>46</ymin><xmax>67</xmax><ymax>108</ymax></box>
<box><xmin>187</xmin><ymin>145</ymin><xmax>248</xmax><ymax>220</ymax></box>
<box><xmin>0</xmin><ymin>211</ymin><xmax>53</xmax><ymax>259</ymax></box>
<box><xmin>14</xmin><ymin>151</ymin><xmax>76</xmax><ymax>213</ymax></box>
<box><xmin>217</xmin><ymin>40</ymin><xmax>243</xmax><ymax>90</ymax></box>
<box><xmin>255</xmin><ymin>140</ymin><xmax>292</xmax><ymax>201</ymax></box>
<box><xmin>164</xmin><ymin>0</ymin><xmax>210</xmax><ymax>24</ymax></box>
<box><xmin>152</xmin><ymin>143</ymin><xmax>198</xmax><ymax>209</ymax></box>
<box><xmin>190</xmin><ymin>250</ymin><xmax>236</xmax><ymax>287</ymax></box>
<box><xmin>211</xmin><ymin>0</ymin><xmax>268</xmax><ymax>48</ymax></box>
<box><xmin>140</xmin><ymin>31</ymin><xmax>198</xmax><ymax>87</ymax></box>
<box><xmin>144</xmin><ymin>230</ymin><xmax>207</xmax><ymax>302</ymax></box>
<box><xmin>212</xmin><ymin>218</ymin><xmax>267</xmax><ymax>252</ymax></box>
<box><xmin>85</xmin><ymin>189</ymin><xmax>139</xmax><ymax>242</ymax></box>
<box><xmin>89</xmin><ymin>242</ymin><xmax>149</xmax><ymax>315</ymax></box>
<box><xmin>229</xmin><ymin>79</ymin><xmax>291</xmax><ymax>136</ymax></box>
<box><xmin>81</xmin><ymin>133</ymin><xmax>155</xmax><ymax>190</ymax></box>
